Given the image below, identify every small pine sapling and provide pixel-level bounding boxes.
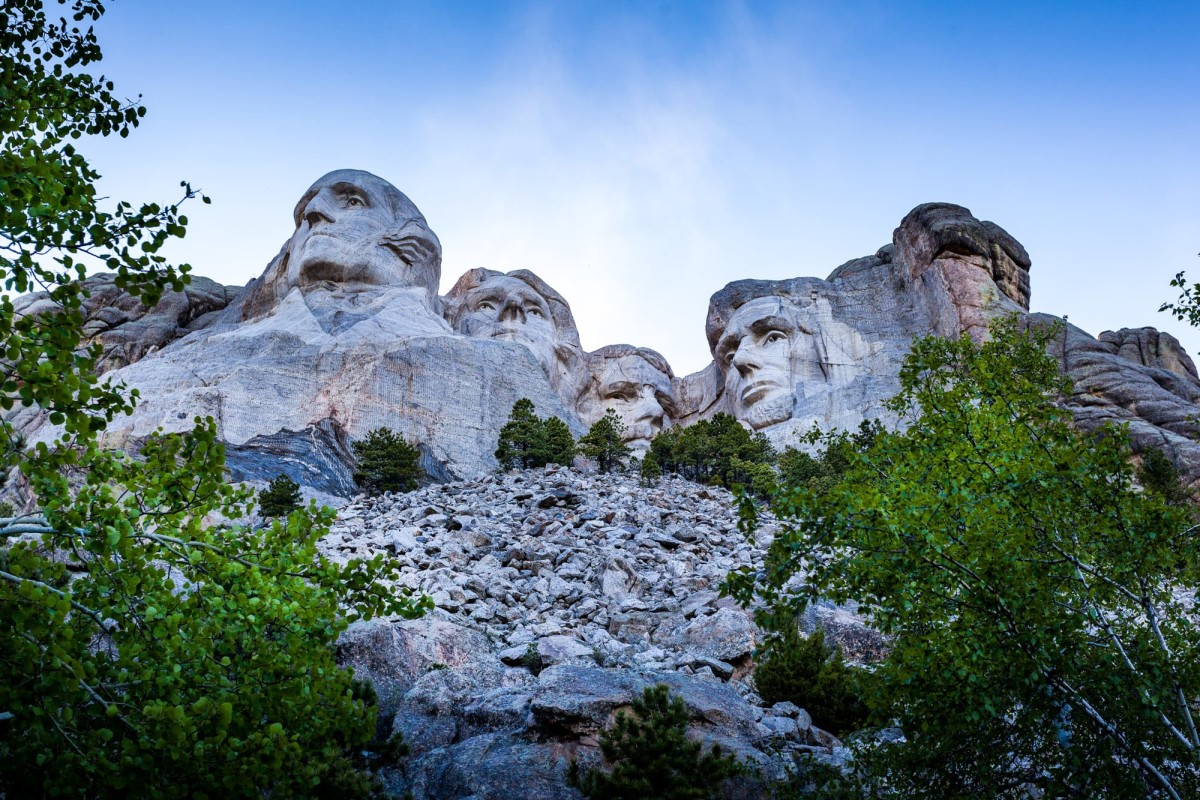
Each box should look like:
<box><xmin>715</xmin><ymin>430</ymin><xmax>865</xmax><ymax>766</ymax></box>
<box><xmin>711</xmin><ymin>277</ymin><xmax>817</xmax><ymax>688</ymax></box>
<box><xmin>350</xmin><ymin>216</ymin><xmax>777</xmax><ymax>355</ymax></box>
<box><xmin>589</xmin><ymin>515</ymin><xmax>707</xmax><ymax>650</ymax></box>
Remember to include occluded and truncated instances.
<box><xmin>258</xmin><ymin>474</ymin><xmax>302</xmax><ymax>518</ymax></box>
<box><xmin>579</xmin><ymin>408</ymin><xmax>631</xmax><ymax>474</ymax></box>
<box><xmin>568</xmin><ymin>684</ymin><xmax>743</xmax><ymax>800</ymax></box>
<box><xmin>640</xmin><ymin>450</ymin><xmax>662</xmax><ymax>486</ymax></box>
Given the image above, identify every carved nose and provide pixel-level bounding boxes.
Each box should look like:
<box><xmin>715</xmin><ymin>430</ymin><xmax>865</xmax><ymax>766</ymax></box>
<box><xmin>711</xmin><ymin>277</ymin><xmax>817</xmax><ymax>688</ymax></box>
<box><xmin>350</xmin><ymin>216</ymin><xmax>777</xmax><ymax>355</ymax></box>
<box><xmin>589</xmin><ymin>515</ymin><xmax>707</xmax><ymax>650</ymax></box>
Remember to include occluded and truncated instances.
<box><xmin>498</xmin><ymin>298</ymin><xmax>525</xmax><ymax>323</ymax></box>
<box><xmin>303</xmin><ymin>192</ymin><xmax>336</xmax><ymax>227</ymax></box>
<box><xmin>731</xmin><ymin>343</ymin><xmax>759</xmax><ymax>378</ymax></box>
<box><xmin>633</xmin><ymin>390</ymin><xmax>664</xmax><ymax>424</ymax></box>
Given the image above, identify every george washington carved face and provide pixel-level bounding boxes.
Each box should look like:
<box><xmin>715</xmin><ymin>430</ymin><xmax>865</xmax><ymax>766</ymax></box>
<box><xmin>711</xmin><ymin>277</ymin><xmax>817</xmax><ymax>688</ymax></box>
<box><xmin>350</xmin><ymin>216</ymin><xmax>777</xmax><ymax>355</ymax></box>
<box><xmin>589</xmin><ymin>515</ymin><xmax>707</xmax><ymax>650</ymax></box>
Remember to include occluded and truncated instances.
<box><xmin>284</xmin><ymin>169</ymin><xmax>441</xmax><ymax>306</ymax></box>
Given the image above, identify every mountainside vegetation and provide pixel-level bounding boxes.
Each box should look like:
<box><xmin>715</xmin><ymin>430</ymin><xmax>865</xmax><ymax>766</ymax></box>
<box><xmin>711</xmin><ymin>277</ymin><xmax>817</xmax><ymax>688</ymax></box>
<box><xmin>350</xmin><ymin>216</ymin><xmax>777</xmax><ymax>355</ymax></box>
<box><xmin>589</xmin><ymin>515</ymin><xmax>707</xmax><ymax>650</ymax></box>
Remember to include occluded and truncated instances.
<box><xmin>648</xmin><ymin>412</ymin><xmax>775</xmax><ymax>491</ymax></box>
<box><xmin>579</xmin><ymin>408</ymin><xmax>632</xmax><ymax>473</ymax></box>
<box><xmin>353</xmin><ymin>427</ymin><xmax>424</xmax><ymax>495</ymax></box>
<box><xmin>729</xmin><ymin>317</ymin><xmax>1200</xmax><ymax>798</ymax></box>
<box><xmin>568</xmin><ymin>684</ymin><xmax>745</xmax><ymax>800</ymax></box>
<box><xmin>495</xmin><ymin>398</ymin><xmax>576</xmax><ymax>470</ymax></box>
<box><xmin>0</xmin><ymin>3</ymin><xmax>427</xmax><ymax>795</ymax></box>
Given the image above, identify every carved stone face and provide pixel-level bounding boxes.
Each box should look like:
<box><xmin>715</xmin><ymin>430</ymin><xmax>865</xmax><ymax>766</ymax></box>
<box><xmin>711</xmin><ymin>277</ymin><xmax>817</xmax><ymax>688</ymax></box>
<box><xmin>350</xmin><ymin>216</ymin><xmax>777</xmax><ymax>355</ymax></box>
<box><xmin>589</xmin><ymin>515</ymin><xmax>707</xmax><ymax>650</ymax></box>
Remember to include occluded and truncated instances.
<box><xmin>587</xmin><ymin>354</ymin><xmax>676</xmax><ymax>453</ymax></box>
<box><xmin>455</xmin><ymin>275</ymin><xmax>559</xmax><ymax>376</ymax></box>
<box><xmin>714</xmin><ymin>296</ymin><xmax>802</xmax><ymax>429</ymax></box>
<box><xmin>285</xmin><ymin>170</ymin><xmax>439</xmax><ymax>300</ymax></box>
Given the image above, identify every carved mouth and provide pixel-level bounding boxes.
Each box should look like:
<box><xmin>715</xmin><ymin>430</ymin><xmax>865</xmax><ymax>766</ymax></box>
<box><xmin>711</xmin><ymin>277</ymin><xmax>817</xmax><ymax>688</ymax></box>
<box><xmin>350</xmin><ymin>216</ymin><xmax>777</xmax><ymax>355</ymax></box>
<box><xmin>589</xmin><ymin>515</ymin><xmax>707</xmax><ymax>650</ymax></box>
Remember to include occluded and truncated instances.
<box><xmin>741</xmin><ymin>380</ymin><xmax>781</xmax><ymax>405</ymax></box>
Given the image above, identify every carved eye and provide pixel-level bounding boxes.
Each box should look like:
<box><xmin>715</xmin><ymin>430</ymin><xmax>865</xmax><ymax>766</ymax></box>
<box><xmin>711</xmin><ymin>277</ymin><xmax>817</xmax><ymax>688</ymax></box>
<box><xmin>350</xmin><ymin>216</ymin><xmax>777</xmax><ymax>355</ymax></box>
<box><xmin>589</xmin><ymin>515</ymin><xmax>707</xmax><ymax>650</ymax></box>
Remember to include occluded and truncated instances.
<box><xmin>344</xmin><ymin>195</ymin><xmax>365</xmax><ymax>208</ymax></box>
<box><xmin>526</xmin><ymin>306</ymin><xmax>544</xmax><ymax>317</ymax></box>
<box><xmin>765</xmin><ymin>331</ymin><xmax>787</xmax><ymax>344</ymax></box>
<box><xmin>476</xmin><ymin>301</ymin><xmax>495</xmax><ymax>311</ymax></box>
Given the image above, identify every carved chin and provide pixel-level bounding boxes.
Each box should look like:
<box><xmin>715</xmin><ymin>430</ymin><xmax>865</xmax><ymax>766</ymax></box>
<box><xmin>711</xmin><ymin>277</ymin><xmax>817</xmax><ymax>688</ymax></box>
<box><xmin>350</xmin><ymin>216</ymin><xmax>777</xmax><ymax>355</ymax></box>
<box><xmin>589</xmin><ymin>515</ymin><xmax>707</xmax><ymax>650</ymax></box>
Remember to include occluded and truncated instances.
<box><xmin>742</xmin><ymin>393</ymin><xmax>795</xmax><ymax>429</ymax></box>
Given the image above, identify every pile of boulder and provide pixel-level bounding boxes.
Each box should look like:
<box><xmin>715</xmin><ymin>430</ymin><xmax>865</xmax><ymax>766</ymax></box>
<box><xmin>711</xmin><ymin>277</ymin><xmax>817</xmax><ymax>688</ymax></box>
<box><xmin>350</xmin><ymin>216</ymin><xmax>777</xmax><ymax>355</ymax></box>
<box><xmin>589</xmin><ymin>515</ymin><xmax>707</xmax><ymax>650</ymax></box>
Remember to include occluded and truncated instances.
<box><xmin>321</xmin><ymin>466</ymin><xmax>884</xmax><ymax>799</ymax></box>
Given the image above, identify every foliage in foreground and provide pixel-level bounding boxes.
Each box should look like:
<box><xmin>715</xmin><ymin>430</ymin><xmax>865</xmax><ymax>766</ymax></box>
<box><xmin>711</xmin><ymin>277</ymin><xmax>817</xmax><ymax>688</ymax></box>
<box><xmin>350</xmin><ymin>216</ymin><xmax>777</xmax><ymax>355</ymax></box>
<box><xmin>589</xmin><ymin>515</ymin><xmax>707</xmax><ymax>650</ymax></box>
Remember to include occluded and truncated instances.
<box><xmin>0</xmin><ymin>2</ymin><xmax>430</xmax><ymax>795</ymax></box>
<box><xmin>568</xmin><ymin>684</ymin><xmax>744</xmax><ymax>800</ymax></box>
<box><xmin>649</xmin><ymin>412</ymin><xmax>775</xmax><ymax>490</ymax></box>
<box><xmin>754</xmin><ymin>626</ymin><xmax>869</xmax><ymax>736</ymax></box>
<box><xmin>353</xmin><ymin>427</ymin><xmax>424</xmax><ymax>495</ymax></box>
<box><xmin>579</xmin><ymin>408</ymin><xmax>632</xmax><ymax>473</ymax></box>
<box><xmin>495</xmin><ymin>398</ymin><xmax>576</xmax><ymax>470</ymax></box>
<box><xmin>776</xmin><ymin>420</ymin><xmax>884</xmax><ymax>500</ymax></box>
<box><xmin>728</xmin><ymin>317</ymin><xmax>1200</xmax><ymax>799</ymax></box>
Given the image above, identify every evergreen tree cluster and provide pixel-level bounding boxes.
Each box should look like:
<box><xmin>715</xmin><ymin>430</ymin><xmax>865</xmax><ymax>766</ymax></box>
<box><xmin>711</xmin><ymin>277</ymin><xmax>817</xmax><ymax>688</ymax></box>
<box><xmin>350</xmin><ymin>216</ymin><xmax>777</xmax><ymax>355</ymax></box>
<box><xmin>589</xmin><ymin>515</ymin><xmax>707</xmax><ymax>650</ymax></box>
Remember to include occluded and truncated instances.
<box><xmin>776</xmin><ymin>419</ymin><xmax>884</xmax><ymax>499</ymax></box>
<box><xmin>647</xmin><ymin>413</ymin><xmax>775</xmax><ymax>489</ymax></box>
<box><xmin>495</xmin><ymin>398</ymin><xmax>576</xmax><ymax>470</ymax></box>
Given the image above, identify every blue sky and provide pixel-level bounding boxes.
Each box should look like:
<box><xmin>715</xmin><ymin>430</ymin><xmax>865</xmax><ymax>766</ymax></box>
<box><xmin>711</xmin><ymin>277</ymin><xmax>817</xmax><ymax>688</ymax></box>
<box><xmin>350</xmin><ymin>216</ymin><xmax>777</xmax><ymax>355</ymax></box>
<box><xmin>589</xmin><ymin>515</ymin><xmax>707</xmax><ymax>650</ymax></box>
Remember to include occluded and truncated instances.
<box><xmin>84</xmin><ymin>0</ymin><xmax>1200</xmax><ymax>375</ymax></box>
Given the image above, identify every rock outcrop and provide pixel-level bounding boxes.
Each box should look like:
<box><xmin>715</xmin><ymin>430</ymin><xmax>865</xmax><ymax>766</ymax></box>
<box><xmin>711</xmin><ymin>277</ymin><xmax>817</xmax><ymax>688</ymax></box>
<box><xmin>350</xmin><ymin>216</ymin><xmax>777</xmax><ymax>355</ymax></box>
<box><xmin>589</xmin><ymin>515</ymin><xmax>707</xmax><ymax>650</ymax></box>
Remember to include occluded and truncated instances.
<box><xmin>11</xmin><ymin>272</ymin><xmax>239</xmax><ymax>375</ymax></box>
<box><xmin>322</xmin><ymin>466</ymin><xmax>880</xmax><ymax>798</ymax></box>
<box><xmin>12</xmin><ymin>172</ymin><xmax>1200</xmax><ymax>492</ymax></box>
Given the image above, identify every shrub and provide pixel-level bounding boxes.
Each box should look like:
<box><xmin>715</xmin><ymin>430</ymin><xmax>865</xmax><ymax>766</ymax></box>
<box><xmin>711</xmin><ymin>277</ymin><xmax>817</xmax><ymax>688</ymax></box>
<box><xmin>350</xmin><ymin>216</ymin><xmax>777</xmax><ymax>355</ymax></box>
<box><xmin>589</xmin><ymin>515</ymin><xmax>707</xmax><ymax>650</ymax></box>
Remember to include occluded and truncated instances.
<box><xmin>754</xmin><ymin>626</ymin><xmax>870</xmax><ymax>736</ymax></box>
<box><xmin>258</xmin><ymin>473</ymin><xmax>302</xmax><ymax>518</ymax></box>
<box><xmin>579</xmin><ymin>408</ymin><xmax>631</xmax><ymax>473</ymax></box>
<box><xmin>1138</xmin><ymin>446</ymin><xmax>1193</xmax><ymax>507</ymax></box>
<box><xmin>352</xmin><ymin>427</ymin><xmax>423</xmax><ymax>495</ymax></box>
<box><xmin>568</xmin><ymin>684</ymin><xmax>744</xmax><ymax>800</ymax></box>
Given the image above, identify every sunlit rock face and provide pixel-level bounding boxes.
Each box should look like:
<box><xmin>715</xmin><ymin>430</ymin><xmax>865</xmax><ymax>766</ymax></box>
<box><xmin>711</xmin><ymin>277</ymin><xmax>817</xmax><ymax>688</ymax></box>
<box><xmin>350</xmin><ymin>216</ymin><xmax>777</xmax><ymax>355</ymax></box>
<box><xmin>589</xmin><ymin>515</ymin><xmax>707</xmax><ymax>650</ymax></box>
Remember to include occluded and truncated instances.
<box><xmin>577</xmin><ymin>345</ymin><xmax>677</xmax><ymax>455</ymax></box>
<box><xmin>23</xmin><ymin>171</ymin><xmax>581</xmax><ymax>495</ymax></box>
<box><xmin>237</xmin><ymin>169</ymin><xmax>450</xmax><ymax>339</ymax></box>
<box><xmin>13</xmin><ymin>181</ymin><xmax>1200</xmax><ymax>494</ymax></box>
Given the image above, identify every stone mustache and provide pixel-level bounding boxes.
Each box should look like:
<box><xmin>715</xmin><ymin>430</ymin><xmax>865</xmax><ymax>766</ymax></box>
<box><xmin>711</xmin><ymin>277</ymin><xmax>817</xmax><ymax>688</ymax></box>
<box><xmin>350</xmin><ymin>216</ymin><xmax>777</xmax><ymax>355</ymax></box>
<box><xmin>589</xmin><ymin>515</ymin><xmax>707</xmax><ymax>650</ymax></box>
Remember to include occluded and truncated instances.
<box><xmin>15</xmin><ymin>169</ymin><xmax>1200</xmax><ymax>495</ymax></box>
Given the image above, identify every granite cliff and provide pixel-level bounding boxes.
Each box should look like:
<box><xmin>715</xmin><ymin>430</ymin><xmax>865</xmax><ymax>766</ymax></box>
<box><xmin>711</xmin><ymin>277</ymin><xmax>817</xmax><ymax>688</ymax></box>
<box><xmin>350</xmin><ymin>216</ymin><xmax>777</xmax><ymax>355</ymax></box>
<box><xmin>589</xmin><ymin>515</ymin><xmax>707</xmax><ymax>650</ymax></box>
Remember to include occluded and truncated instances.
<box><xmin>11</xmin><ymin>169</ymin><xmax>1200</xmax><ymax>496</ymax></box>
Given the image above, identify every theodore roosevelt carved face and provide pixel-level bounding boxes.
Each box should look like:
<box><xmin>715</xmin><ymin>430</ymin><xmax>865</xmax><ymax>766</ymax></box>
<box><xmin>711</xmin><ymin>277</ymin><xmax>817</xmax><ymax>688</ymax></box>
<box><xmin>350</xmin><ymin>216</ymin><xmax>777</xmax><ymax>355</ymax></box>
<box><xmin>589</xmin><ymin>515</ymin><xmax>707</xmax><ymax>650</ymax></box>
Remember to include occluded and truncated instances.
<box><xmin>285</xmin><ymin>169</ymin><xmax>441</xmax><ymax>306</ymax></box>
<box><xmin>579</xmin><ymin>346</ymin><xmax>676</xmax><ymax>454</ymax></box>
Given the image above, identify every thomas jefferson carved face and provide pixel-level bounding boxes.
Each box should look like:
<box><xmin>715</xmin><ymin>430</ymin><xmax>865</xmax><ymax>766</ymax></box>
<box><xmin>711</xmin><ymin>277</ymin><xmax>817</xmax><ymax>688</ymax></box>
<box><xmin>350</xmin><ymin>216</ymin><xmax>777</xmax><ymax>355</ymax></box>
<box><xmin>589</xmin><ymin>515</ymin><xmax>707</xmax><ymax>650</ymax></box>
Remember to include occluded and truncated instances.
<box><xmin>581</xmin><ymin>350</ymin><xmax>676</xmax><ymax>453</ymax></box>
<box><xmin>455</xmin><ymin>275</ymin><xmax>559</xmax><ymax>375</ymax></box>
<box><xmin>285</xmin><ymin>170</ymin><xmax>440</xmax><ymax>302</ymax></box>
<box><xmin>714</xmin><ymin>296</ymin><xmax>806</xmax><ymax>429</ymax></box>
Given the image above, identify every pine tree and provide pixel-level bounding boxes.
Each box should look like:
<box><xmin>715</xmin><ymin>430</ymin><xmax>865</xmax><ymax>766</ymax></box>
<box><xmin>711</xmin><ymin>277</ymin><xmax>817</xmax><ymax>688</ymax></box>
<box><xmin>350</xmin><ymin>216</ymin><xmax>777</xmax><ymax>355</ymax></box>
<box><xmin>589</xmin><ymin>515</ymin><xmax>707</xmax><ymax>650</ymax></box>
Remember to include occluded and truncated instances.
<box><xmin>543</xmin><ymin>416</ymin><xmax>577</xmax><ymax>467</ymax></box>
<box><xmin>352</xmin><ymin>428</ymin><xmax>423</xmax><ymax>495</ymax></box>
<box><xmin>579</xmin><ymin>408</ymin><xmax>631</xmax><ymax>473</ymax></box>
<box><xmin>496</xmin><ymin>398</ymin><xmax>545</xmax><ymax>470</ymax></box>
<box><xmin>495</xmin><ymin>399</ymin><xmax>576</xmax><ymax>470</ymax></box>
<box><xmin>640</xmin><ymin>450</ymin><xmax>662</xmax><ymax>486</ymax></box>
<box><xmin>568</xmin><ymin>684</ymin><xmax>743</xmax><ymax>799</ymax></box>
<box><xmin>752</xmin><ymin>626</ymin><xmax>869</xmax><ymax>735</ymax></box>
<box><xmin>258</xmin><ymin>474</ymin><xmax>302</xmax><ymax>518</ymax></box>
